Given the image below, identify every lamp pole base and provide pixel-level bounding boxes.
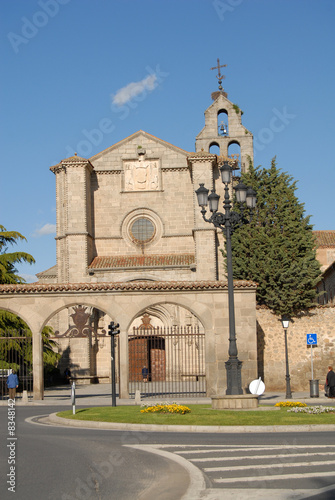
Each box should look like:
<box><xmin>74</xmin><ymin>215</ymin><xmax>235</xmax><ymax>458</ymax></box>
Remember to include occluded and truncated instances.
<box><xmin>225</xmin><ymin>358</ymin><xmax>243</xmax><ymax>395</ymax></box>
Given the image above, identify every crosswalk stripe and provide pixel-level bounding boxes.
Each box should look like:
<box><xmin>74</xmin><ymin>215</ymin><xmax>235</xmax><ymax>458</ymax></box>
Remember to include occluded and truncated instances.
<box><xmin>204</xmin><ymin>459</ymin><xmax>335</xmax><ymax>472</ymax></box>
<box><xmin>174</xmin><ymin>445</ymin><xmax>335</xmax><ymax>455</ymax></box>
<box><xmin>155</xmin><ymin>444</ymin><xmax>335</xmax><ymax>450</ymax></box>
<box><xmin>214</xmin><ymin>470</ymin><xmax>335</xmax><ymax>484</ymax></box>
<box><xmin>190</xmin><ymin>451</ymin><xmax>335</xmax><ymax>462</ymax></box>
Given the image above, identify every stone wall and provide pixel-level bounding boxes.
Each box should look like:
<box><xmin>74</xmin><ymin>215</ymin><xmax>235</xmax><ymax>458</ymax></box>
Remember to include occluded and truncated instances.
<box><xmin>257</xmin><ymin>305</ymin><xmax>335</xmax><ymax>392</ymax></box>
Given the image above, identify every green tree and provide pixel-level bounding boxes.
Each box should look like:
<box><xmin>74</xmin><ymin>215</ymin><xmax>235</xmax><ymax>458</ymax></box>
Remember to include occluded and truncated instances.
<box><xmin>0</xmin><ymin>227</ymin><xmax>60</xmax><ymax>379</ymax></box>
<box><xmin>229</xmin><ymin>159</ymin><xmax>321</xmax><ymax>317</ymax></box>
<box><xmin>0</xmin><ymin>225</ymin><xmax>35</xmax><ymax>284</ymax></box>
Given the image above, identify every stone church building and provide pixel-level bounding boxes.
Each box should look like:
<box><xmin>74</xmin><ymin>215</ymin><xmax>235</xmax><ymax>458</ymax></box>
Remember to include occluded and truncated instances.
<box><xmin>0</xmin><ymin>78</ymin><xmax>260</xmax><ymax>400</ymax></box>
<box><xmin>1</xmin><ymin>74</ymin><xmax>332</xmax><ymax>400</ymax></box>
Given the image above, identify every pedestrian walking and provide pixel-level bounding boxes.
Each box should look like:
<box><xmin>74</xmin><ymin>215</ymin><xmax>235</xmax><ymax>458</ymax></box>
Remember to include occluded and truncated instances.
<box><xmin>326</xmin><ymin>366</ymin><xmax>335</xmax><ymax>398</ymax></box>
<box><xmin>6</xmin><ymin>370</ymin><xmax>19</xmax><ymax>400</ymax></box>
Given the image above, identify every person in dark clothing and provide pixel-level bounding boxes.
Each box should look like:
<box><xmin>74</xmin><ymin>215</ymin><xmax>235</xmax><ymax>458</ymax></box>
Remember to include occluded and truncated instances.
<box><xmin>142</xmin><ymin>366</ymin><xmax>149</xmax><ymax>382</ymax></box>
<box><xmin>326</xmin><ymin>366</ymin><xmax>335</xmax><ymax>398</ymax></box>
<box><xmin>6</xmin><ymin>370</ymin><xmax>19</xmax><ymax>400</ymax></box>
<box><xmin>64</xmin><ymin>367</ymin><xmax>71</xmax><ymax>384</ymax></box>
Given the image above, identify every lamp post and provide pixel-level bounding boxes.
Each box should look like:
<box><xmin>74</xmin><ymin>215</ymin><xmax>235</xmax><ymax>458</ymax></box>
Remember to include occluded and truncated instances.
<box><xmin>195</xmin><ymin>160</ymin><xmax>256</xmax><ymax>395</ymax></box>
<box><xmin>281</xmin><ymin>316</ymin><xmax>292</xmax><ymax>399</ymax></box>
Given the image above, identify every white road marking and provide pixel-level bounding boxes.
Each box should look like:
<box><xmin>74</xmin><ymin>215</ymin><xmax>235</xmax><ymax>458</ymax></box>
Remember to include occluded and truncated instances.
<box><xmin>214</xmin><ymin>470</ymin><xmax>335</xmax><ymax>484</ymax></box>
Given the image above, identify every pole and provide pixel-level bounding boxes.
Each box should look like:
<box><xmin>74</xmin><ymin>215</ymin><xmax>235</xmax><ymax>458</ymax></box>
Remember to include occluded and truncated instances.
<box><xmin>224</xmin><ymin>185</ymin><xmax>242</xmax><ymax>395</ymax></box>
<box><xmin>311</xmin><ymin>345</ymin><xmax>314</xmax><ymax>380</ymax></box>
<box><xmin>284</xmin><ymin>328</ymin><xmax>292</xmax><ymax>399</ymax></box>
<box><xmin>71</xmin><ymin>381</ymin><xmax>76</xmax><ymax>415</ymax></box>
<box><xmin>111</xmin><ymin>334</ymin><xmax>116</xmax><ymax>407</ymax></box>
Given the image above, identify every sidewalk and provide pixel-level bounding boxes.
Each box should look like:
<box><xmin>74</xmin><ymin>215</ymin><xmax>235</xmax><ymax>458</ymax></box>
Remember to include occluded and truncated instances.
<box><xmin>2</xmin><ymin>382</ymin><xmax>332</xmax><ymax>407</ymax></box>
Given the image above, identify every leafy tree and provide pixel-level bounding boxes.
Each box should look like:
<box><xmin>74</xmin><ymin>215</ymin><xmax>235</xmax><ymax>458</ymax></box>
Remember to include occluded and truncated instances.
<box><xmin>0</xmin><ymin>227</ymin><xmax>60</xmax><ymax>380</ymax></box>
<box><xmin>0</xmin><ymin>311</ymin><xmax>60</xmax><ymax>381</ymax></box>
<box><xmin>0</xmin><ymin>225</ymin><xmax>35</xmax><ymax>284</ymax></box>
<box><xmin>229</xmin><ymin>159</ymin><xmax>321</xmax><ymax>317</ymax></box>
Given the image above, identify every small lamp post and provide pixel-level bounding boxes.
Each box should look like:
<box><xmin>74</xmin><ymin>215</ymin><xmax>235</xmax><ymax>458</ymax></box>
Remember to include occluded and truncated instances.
<box><xmin>195</xmin><ymin>160</ymin><xmax>256</xmax><ymax>395</ymax></box>
<box><xmin>281</xmin><ymin>316</ymin><xmax>292</xmax><ymax>399</ymax></box>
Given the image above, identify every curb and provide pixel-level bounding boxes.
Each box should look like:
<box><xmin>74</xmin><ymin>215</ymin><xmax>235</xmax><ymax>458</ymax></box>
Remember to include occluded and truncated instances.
<box><xmin>48</xmin><ymin>412</ymin><xmax>335</xmax><ymax>433</ymax></box>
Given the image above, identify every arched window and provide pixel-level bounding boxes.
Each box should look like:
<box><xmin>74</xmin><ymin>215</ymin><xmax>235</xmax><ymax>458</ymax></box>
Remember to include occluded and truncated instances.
<box><xmin>217</xmin><ymin>110</ymin><xmax>228</xmax><ymax>136</ymax></box>
<box><xmin>209</xmin><ymin>142</ymin><xmax>220</xmax><ymax>155</ymax></box>
<box><xmin>228</xmin><ymin>141</ymin><xmax>241</xmax><ymax>169</ymax></box>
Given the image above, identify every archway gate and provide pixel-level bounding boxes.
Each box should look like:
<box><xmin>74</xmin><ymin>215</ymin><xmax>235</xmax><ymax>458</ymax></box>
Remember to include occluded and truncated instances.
<box><xmin>129</xmin><ymin>324</ymin><xmax>206</xmax><ymax>399</ymax></box>
<box><xmin>0</xmin><ymin>280</ymin><xmax>257</xmax><ymax>400</ymax></box>
<box><xmin>0</xmin><ymin>330</ymin><xmax>33</xmax><ymax>400</ymax></box>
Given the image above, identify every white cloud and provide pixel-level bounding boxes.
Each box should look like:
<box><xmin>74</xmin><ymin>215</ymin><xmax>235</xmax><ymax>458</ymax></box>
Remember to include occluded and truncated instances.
<box><xmin>112</xmin><ymin>74</ymin><xmax>158</xmax><ymax>106</ymax></box>
<box><xmin>33</xmin><ymin>223</ymin><xmax>56</xmax><ymax>237</ymax></box>
<box><xmin>21</xmin><ymin>274</ymin><xmax>37</xmax><ymax>283</ymax></box>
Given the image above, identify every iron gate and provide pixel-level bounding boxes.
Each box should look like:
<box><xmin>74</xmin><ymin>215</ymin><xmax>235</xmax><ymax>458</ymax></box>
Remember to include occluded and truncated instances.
<box><xmin>129</xmin><ymin>325</ymin><xmax>206</xmax><ymax>398</ymax></box>
<box><xmin>0</xmin><ymin>331</ymin><xmax>33</xmax><ymax>400</ymax></box>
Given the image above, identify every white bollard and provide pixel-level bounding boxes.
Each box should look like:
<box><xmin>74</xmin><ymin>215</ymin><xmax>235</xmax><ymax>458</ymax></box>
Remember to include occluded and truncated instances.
<box><xmin>135</xmin><ymin>390</ymin><xmax>141</xmax><ymax>405</ymax></box>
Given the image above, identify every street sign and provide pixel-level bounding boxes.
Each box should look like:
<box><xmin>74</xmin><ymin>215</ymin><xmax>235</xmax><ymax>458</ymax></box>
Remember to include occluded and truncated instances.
<box><xmin>307</xmin><ymin>334</ymin><xmax>317</xmax><ymax>380</ymax></box>
<box><xmin>307</xmin><ymin>333</ymin><xmax>317</xmax><ymax>345</ymax></box>
<box><xmin>249</xmin><ymin>377</ymin><xmax>265</xmax><ymax>395</ymax></box>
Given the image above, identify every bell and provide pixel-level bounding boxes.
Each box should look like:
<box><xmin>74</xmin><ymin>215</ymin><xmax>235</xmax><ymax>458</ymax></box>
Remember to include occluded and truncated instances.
<box><xmin>219</xmin><ymin>122</ymin><xmax>227</xmax><ymax>134</ymax></box>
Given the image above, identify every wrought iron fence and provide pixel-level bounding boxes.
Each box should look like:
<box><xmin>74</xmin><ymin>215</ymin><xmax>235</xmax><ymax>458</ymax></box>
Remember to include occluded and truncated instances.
<box><xmin>0</xmin><ymin>331</ymin><xmax>33</xmax><ymax>400</ymax></box>
<box><xmin>129</xmin><ymin>325</ymin><xmax>206</xmax><ymax>399</ymax></box>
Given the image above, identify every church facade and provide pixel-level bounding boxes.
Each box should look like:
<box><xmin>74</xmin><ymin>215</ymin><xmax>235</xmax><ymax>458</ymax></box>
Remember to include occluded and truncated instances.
<box><xmin>1</xmin><ymin>80</ymin><xmax>259</xmax><ymax>399</ymax></box>
<box><xmin>2</xmin><ymin>74</ymin><xmax>333</xmax><ymax>398</ymax></box>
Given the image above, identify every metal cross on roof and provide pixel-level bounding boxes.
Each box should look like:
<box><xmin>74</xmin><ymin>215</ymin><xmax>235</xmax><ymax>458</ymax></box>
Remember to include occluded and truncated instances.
<box><xmin>210</xmin><ymin>58</ymin><xmax>227</xmax><ymax>90</ymax></box>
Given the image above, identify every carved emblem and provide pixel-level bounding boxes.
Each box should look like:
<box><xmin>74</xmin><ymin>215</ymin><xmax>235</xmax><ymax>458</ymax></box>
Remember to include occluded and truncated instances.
<box><xmin>124</xmin><ymin>157</ymin><xmax>159</xmax><ymax>191</ymax></box>
<box><xmin>54</xmin><ymin>305</ymin><xmax>107</xmax><ymax>340</ymax></box>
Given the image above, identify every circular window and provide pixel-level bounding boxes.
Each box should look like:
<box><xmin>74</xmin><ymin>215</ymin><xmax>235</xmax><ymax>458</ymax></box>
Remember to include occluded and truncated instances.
<box><xmin>130</xmin><ymin>218</ymin><xmax>155</xmax><ymax>243</ymax></box>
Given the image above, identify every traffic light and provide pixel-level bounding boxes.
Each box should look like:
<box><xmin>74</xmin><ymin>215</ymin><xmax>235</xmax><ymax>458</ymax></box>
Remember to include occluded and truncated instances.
<box><xmin>108</xmin><ymin>321</ymin><xmax>120</xmax><ymax>336</ymax></box>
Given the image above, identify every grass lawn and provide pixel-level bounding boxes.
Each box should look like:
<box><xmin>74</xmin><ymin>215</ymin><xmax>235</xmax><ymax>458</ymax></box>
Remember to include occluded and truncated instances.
<box><xmin>57</xmin><ymin>404</ymin><xmax>335</xmax><ymax>426</ymax></box>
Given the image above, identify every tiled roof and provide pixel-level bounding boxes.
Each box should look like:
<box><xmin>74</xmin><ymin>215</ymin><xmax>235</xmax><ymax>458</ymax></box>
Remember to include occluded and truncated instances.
<box><xmin>36</xmin><ymin>265</ymin><xmax>57</xmax><ymax>278</ymax></box>
<box><xmin>313</xmin><ymin>231</ymin><xmax>335</xmax><ymax>248</ymax></box>
<box><xmin>0</xmin><ymin>280</ymin><xmax>257</xmax><ymax>294</ymax></box>
<box><xmin>89</xmin><ymin>254</ymin><xmax>195</xmax><ymax>269</ymax></box>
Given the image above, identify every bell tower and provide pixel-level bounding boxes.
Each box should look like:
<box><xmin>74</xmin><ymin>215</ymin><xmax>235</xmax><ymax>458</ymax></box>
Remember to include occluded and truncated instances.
<box><xmin>195</xmin><ymin>59</ymin><xmax>253</xmax><ymax>172</ymax></box>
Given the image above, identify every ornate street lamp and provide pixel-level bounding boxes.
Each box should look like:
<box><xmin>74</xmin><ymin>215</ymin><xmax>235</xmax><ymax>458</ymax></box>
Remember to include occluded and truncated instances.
<box><xmin>281</xmin><ymin>316</ymin><xmax>292</xmax><ymax>399</ymax></box>
<box><xmin>195</xmin><ymin>160</ymin><xmax>256</xmax><ymax>395</ymax></box>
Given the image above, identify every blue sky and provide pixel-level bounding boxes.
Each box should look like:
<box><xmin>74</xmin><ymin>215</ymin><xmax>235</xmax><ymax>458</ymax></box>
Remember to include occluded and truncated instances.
<box><xmin>1</xmin><ymin>0</ymin><xmax>334</xmax><ymax>282</ymax></box>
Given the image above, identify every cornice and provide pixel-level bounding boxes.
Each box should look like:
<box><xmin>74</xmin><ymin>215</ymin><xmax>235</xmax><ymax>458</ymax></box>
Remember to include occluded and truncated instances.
<box><xmin>0</xmin><ymin>280</ymin><xmax>257</xmax><ymax>294</ymax></box>
<box><xmin>94</xmin><ymin>170</ymin><xmax>122</xmax><ymax>174</ymax></box>
<box><xmin>187</xmin><ymin>151</ymin><xmax>216</xmax><ymax>164</ymax></box>
<box><xmin>50</xmin><ymin>155</ymin><xmax>94</xmax><ymax>174</ymax></box>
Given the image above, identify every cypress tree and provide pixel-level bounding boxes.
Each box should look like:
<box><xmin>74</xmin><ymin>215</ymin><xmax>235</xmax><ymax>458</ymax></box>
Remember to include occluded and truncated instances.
<box><xmin>230</xmin><ymin>159</ymin><xmax>321</xmax><ymax>317</ymax></box>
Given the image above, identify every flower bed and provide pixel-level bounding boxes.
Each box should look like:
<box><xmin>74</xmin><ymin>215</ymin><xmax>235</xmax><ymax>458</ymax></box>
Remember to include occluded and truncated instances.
<box><xmin>275</xmin><ymin>401</ymin><xmax>307</xmax><ymax>407</ymax></box>
<box><xmin>288</xmin><ymin>405</ymin><xmax>335</xmax><ymax>414</ymax></box>
<box><xmin>140</xmin><ymin>402</ymin><xmax>191</xmax><ymax>414</ymax></box>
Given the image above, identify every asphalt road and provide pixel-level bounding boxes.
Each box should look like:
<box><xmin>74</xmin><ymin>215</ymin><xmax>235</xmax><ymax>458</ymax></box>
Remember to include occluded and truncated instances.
<box><xmin>1</xmin><ymin>405</ymin><xmax>335</xmax><ymax>500</ymax></box>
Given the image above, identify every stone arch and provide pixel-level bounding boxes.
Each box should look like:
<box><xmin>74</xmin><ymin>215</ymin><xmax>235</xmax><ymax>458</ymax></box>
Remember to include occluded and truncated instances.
<box><xmin>0</xmin><ymin>304</ymin><xmax>36</xmax><ymax>334</ymax></box>
<box><xmin>228</xmin><ymin>140</ymin><xmax>241</xmax><ymax>169</ymax></box>
<box><xmin>127</xmin><ymin>301</ymin><xmax>208</xmax><ymax>394</ymax></box>
<box><xmin>119</xmin><ymin>274</ymin><xmax>164</xmax><ymax>283</ymax></box>
<box><xmin>42</xmin><ymin>301</ymin><xmax>122</xmax><ymax>387</ymax></box>
<box><xmin>209</xmin><ymin>141</ymin><xmax>220</xmax><ymax>155</ymax></box>
<box><xmin>130</xmin><ymin>303</ymin><xmax>204</xmax><ymax>330</ymax></box>
<box><xmin>124</xmin><ymin>298</ymin><xmax>211</xmax><ymax>332</ymax></box>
